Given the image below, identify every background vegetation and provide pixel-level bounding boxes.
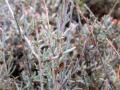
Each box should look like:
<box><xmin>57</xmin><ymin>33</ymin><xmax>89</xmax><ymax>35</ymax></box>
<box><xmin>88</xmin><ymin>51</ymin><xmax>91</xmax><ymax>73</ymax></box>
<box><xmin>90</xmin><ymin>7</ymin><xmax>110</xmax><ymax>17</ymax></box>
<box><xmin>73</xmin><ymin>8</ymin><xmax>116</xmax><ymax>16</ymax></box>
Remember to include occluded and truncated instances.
<box><xmin>0</xmin><ymin>0</ymin><xmax>120</xmax><ymax>90</ymax></box>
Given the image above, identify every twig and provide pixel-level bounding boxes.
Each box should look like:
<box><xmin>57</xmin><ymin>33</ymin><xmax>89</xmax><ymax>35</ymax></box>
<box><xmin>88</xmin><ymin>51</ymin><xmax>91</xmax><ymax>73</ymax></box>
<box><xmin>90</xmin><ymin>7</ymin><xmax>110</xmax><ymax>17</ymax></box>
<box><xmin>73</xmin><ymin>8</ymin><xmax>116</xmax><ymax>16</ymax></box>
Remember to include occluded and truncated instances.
<box><xmin>108</xmin><ymin>0</ymin><xmax>119</xmax><ymax>16</ymax></box>
<box><xmin>5</xmin><ymin>0</ymin><xmax>21</xmax><ymax>37</ymax></box>
<box><xmin>106</xmin><ymin>38</ymin><xmax>120</xmax><ymax>57</ymax></box>
<box><xmin>5</xmin><ymin>1</ymin><xmax>44</xmax><ymax>89</ymax></box>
